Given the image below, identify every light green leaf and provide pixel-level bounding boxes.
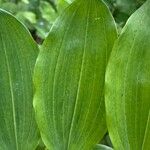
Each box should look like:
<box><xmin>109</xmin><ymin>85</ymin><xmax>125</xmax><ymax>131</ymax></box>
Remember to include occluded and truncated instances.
<box><xmin>34</xmin><ymin>0</ymin><xmax>117</xmax><ymax>149</ymax></box>
<box><xmin>93</xmin><ymin>144</ymin><xmax>113</xmax><ymax>150</ymax></box>
<box><xmin>0</xmin><ymin>9</ymin><xmax>39</xmax><ymax>150</ymax></box>
<box><xmin>105</xmin><ymin>0</ymin><xmax>150</xmax><ymax>150</ymax></box>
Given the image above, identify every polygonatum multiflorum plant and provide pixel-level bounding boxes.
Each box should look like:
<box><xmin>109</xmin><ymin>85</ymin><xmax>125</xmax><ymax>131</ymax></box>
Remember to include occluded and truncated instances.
<box><xmin>0</xmin><ymin>0</ymin><xmax>150</xmax><ymax>150</ymax></box>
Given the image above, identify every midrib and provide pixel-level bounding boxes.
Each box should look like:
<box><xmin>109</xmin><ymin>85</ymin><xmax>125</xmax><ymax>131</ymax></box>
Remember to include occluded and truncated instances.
<box><xmin>3</xmin><ymin>39</ymin><xmax>18</xmax><ymax>150</ymax></box>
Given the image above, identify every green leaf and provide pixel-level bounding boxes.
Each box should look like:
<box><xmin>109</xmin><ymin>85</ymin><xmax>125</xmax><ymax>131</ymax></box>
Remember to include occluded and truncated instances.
<box><xmin>0</xmin><ymin>9</ymin><xmax>39</xmax><ymax>149</ymax></box>
<box><xmin>105</xmin><ymin>1</ymin><xmax>150</xmax><ymax>150</ymax></box>
<box><xmin>34</xmin><ymin>0</ymin><xmax>117</xmax><ymax>149</ymax></box>
<box><xmin>93</xmin><ymin>144</ymin><xmax>113</xmax><ymax>150</ymax></box>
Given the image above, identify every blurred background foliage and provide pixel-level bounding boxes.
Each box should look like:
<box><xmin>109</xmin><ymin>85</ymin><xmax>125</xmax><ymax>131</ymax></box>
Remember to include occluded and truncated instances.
<box><xmin>104</xmin><ymin>0</ymin><xmax>146</xmax><ymax>32</ymax></box>
<box><xmin>0</xmin><ymin>0</ymin><xmax>147</xmax><ymax>149</ymax></box>
<box><xmin>0</xmin><ymin>0</ymin><xmax>72</xmax><ymax>42</ymax></box>
<box><xmin>0</xmin><ymin>0</ymin><xmax>146</xmax><ymax>43</ymax></box>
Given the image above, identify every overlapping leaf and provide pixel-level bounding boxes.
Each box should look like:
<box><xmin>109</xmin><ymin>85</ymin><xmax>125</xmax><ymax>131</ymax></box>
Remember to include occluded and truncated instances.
<box><xmin>105</xmin><ymin>0</ymin><xmax>150</xmax><ymax>149</ymax></box>
<box><xmin>34</xmin><ymin>0</ymin><xmax>117</xmax><ymax>149</ymax></box>
<box><xmin>0</xmin><ymin>9</ymin><xmax>39</xmax><ymax>150</ymax></box>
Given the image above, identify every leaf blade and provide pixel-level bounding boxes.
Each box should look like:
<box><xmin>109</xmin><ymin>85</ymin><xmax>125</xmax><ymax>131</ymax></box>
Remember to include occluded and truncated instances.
<box><xmin>34</xmin><ymin>0</ymin><xmax>117</xmax><ymax>149</ymax></box>
<box><xmin>105</xmin><ymin>1</ymin><xmax>150</xmax><ymax>150</ymax></box>
<box><xmin>0</xmin><ymin>9</ymin><xmax>39</xmax><ymax>150</ymax></box>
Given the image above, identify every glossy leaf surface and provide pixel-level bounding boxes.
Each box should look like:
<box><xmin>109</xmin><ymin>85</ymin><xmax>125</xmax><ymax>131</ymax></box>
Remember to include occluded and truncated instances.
<box><xmin>0</xmin><ymin>9</ymin><xmax>39</xmax><ymax>150</ymax></box>
<box><xmin>105</xmin><ymin>1</ymin><xmax>150</xmax><ymax>150</ymax></box>
<box><xmin>34</xmin><ymin>0</ymin><xmax>117</xmax><ymax>149</ymax></box>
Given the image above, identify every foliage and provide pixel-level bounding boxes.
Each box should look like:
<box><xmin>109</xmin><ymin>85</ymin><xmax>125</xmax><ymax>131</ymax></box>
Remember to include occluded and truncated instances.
<box><xmin>0</xmin><ymin>0</ymin><xmax>146</xmax><ymax>41</ymax></box>
<box><xmin>103</xmin><ymin>0</ymin><xmax>146</xmax><ymax>31</ymax></box>
<box><xmin>0</xmin><ymin>0</ymin><xmax>150</xmax><ymax>150</ymax></box>
<box><xmin>0</xmin><ymin>0</ymin><xmax>69</xmax><ymax>41</ymax></box>
<box><xmin>33</xmin><ymin>0</ymin><xmax>117</xmax><ymax>149</ymax></box>
<box><xmin>0</xmin><ymin>9</ymin><xmax>39</xmax><ymax>149</ymax></box>
<box><xmin>105</xmin><ymin>0</ymin><xmax>150</xmax><ymax>149</ymax></box>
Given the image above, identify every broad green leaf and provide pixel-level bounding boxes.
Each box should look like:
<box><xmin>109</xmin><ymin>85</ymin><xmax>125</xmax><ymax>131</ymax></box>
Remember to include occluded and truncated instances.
<box><xmin>34</xmin><ymin>0</ymin><xmax>117</xmax><ymax>149</ymax></box>
<box><xmin>0</xmin><ymin>9</ymin><xmax>39</xmax><ymax>149</ymax></box>
<box><xmin>94</xmin><ymin>144</ymin><xmax>113</xmax><ymax>150</ymax></box>
<box><xmin>105</xmin><ymin>0</ymin><xmax>150</xmax><ymax>150</ymax></box>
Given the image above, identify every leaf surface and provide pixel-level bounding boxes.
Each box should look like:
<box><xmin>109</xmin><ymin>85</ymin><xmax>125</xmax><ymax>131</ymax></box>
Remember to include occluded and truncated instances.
<box><xmin>34</xmin><ymin>0</ymin><xmax>117</xmax><ymax>149</ymax></box>
<box><xmin>0</xmin><ymin>9</ymin><xmax>39</xmax><ymax>150</ymax></box>
<box><xmin>105</xmin><ymin>1</ymin><xmax>150</xmax><ymax>150</ymax></box>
